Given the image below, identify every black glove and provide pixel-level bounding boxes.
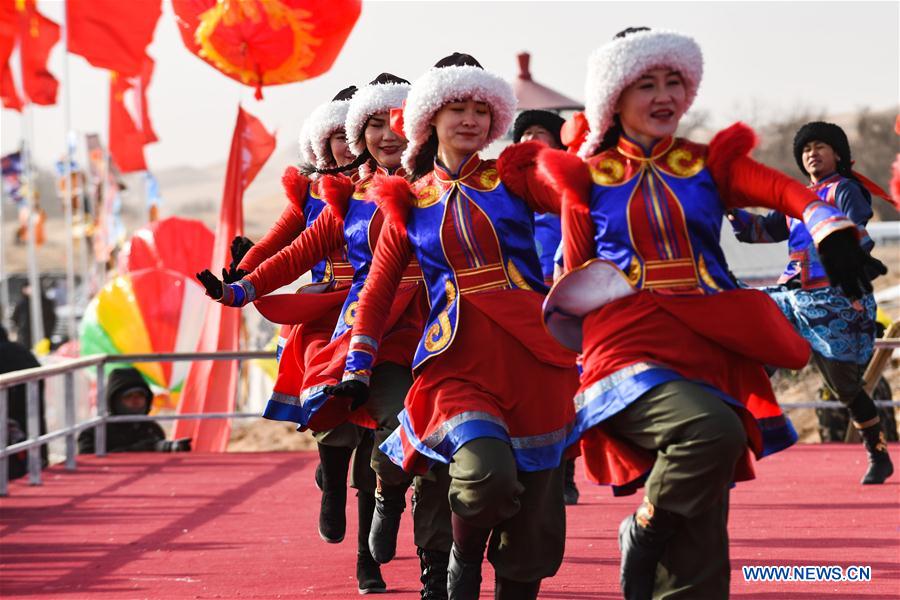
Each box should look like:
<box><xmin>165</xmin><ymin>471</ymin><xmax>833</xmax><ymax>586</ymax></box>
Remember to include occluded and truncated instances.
<box><xmin>154</xmin><ymin>438</ymin><xmax>192</xmax><ymax>452</ymax></box>
<box><xmin>196</xmin><ymin>269</ymin><xmax>224</xmax><ymax>299</ymax></box>
<box><xmin>323</xmin><ymin>380</ymin><xmax>370</xmax><ymax>410</ymax></box>
<box><xmin>817</xmin><ymin>228</ymin><xmax>887</xmax><ymax>300</ymax></box>
<box><xmin>223</xmin><ymin>236</ymin><xmax>253</xmax><ymax>283</ymax></box>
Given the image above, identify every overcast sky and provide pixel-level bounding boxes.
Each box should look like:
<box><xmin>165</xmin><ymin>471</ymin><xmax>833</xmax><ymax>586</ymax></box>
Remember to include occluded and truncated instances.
<box><xmin>1</xmin><ymin>0</ymin><xmax>898</xmax><ymax>172</ymax></box>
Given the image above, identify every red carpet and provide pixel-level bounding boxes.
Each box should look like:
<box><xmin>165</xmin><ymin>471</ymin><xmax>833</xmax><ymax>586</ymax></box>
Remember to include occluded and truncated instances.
<box><xmin>1</xmin><ymin>444</ymin><xmax>897</xmax><ymax>599</ymax></box>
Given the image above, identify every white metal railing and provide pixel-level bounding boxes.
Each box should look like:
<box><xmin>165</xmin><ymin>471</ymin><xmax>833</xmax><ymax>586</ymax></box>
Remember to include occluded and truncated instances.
<box><xmin>0</xmin><ymin>350</ymin><xmax>272</xmax><ymax>496</ymax></box>
<box><xmin>1</xmin><ymin>342</ymin><xmax>898</xmax><ymax>497</ymax></box>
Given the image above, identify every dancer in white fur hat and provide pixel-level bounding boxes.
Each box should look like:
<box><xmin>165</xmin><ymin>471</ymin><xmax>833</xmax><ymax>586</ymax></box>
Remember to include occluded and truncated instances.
<box><xmin>537</xmin><ymin>26</ymin><xmax>884</xmax><ymax>599</ymax></box>
<box><xmin>329</xmin><ymin>52</ymin><xmax>580</xmax><ymax>599</ymax></box>
<box><xmin>199</xmin><ymin>85</ymin><xmax>393</xmax><ymax>595</ymax></box>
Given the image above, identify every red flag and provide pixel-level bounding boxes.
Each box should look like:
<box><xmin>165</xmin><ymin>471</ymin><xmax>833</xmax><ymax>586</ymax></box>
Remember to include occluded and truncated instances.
<box><xmin>17</xmin><ymin>0</ymin><xmax>59</xmax><ymax>105</ymax></box>
<box><xmin>174</xmin><ymin>107</ymin><xmax>275</xmax><ymax>451</ymax></box>
<box><xmin>0</xmin><ymin>0</ymin><xmax>16</xmax><ymax>76</ymax></box>
<box><xmin>66</xmin><ymin>0</ymin><xmax>161</xmax><ymax>77</ymax></box>
<box><xmin>137</xmin><ymin>58</ymin><xmax>157</xmax><ymax>144</ymax></box>
<box><xmin>108</xmin><ymin>58</ymin><xmax>157</xmax><ymax>172</ymax></box>
<box><xmin>1</xmin><ymin>62</ymin><xmax>22</xmax><ymax>110</ymax></box>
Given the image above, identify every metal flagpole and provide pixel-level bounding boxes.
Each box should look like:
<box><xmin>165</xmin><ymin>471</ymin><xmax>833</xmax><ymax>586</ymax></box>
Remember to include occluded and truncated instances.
<box><xmin>22</xmin><ymin>104</ymin><xmax>45</xmax><ymax>349</ymax></box>
<box><xmin>60</xmin><ymin>1</ymin><xmax>77</xmax><ymax>343</ymax></box>
<box><xmin>134</xmin><ymin>70</ymin><xmax>148</xmax><ymax>222</ymax></box>
<box><xmin>0</xmin><ymin>159</ymin><xmax>10</xmax><ymax>332</ymax></box>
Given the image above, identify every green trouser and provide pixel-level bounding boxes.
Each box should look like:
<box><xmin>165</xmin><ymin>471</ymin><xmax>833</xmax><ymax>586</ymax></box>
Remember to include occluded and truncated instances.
<box><xmin>366</xmin><ymin>361</ymin><xmax>415</xmax><ymax>488</ymax></box>
<box><xmin>313</xmin><ymin>422</ymin><xmax>376</xmax><ymax>494</ymax></box>
<box><xmin>608</xmin><ymin>380</ymin><xmax>747</xmax><ymax>600</ymax></box>
<box><xmin>412</xmin><ymin>463</ymin><xmax>453</xmax><ymax>552</ymax></box>
<box><xmin>448</xmin><ymin>437</ymin><xmax>566</xmax><ymax>582</ymax></box>
<box><xmin>811</xmin><ymin>352</ymin><xmax>878</xmax><ymax>426</ymax></box>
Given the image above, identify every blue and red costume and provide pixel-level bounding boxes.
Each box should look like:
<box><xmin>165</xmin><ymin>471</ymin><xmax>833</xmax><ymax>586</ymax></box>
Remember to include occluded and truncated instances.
<box><xmin>533</xmin><ymin>212</ymin><xmax>562</xmax><ymax>285</ymax></box>
<box><xmin>238</xmin><ymin>165</ymin><xmax>427</xmax><ymax>431</ymax></box>
<box><xmin>234</xmin><ymin>169</ymin><xmax>355</xmax><ymax>422</ymax></box>
<box><xmin>343</xmin><ymin>148</ymin><xmax>580</xmax><ymax>475</ymax></box>
<box><xmin>729</xmin><ymin>172</ymin><xmax>878</xmax><ymax>363</ymax></box>
<box><xmin>540</xmin><ymin>123</ymin><xmax>859</xmax><ymax>494</ymax></box>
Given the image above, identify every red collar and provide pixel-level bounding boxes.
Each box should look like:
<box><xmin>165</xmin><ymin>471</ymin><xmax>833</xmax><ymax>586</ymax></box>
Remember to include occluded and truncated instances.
<box><xmin>809</xmin><ymin>172</ymin><xmax>841</xmax><ymax>190</ymax></box>
<box><xmin>616</xmin><ymin>135</ymin><xmax>675</xmax><ymax>161</ymax></box>
<box><xmin>434</xmin><ymin>154</ymin><xmax>481</xmax><ymax>184</ymax></box>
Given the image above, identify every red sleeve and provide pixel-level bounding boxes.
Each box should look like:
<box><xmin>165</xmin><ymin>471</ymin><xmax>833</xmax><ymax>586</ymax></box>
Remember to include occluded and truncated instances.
<box><xmin>238</xmin><ymin>204</ymin><xmax>305</xmax><ymax>272</ymax></box>
<box><xmin>722</xmin><ymin>155</ymin><xmax>819</xmax><ymax>217</ymax></box>
<box><xmin>497</xmin><ymin>141</ymin><xmax>562</xmax><ymax>214</ymax></box>
<box><xmin>245</xmin><ymin>208</ymin><xmax>343</xmax><ymax>297</ymax></box>
<box><xmin>706</xmin><ymin>122</ymin><xmax>818</xmax><ymax>218</ymax></box>
<box><xmin>561</xmin><ymin>199</ymin><xmax>596</xmax><ymax>272</ymax></box>
<box><xmin>536</xmin><ymin>147</ymin><xmax>596</xmax><ymax>271</ymax></box>
<box><xmin>352</xmin><ymin>223</ymin><xmax>414</xmax><ymax>346</ymax></box>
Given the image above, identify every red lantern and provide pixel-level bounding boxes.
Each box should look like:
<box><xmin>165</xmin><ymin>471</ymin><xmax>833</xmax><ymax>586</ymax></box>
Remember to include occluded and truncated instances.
<box><xmin>172</xmin><ymin>0</ymin><xmax>361</xmax><ymax>99</ymax></box>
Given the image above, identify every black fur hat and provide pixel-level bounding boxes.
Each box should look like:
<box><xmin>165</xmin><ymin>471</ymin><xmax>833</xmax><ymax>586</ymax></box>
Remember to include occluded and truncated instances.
<box><xmin>793</xmin><ymin>121</ymin><xmax>852</xmax><ymax>177</ymax></box>
<box><xmin>513</xmin><ymin>110</ymin><xmax>565</xmax><ymax>146</ymax></box>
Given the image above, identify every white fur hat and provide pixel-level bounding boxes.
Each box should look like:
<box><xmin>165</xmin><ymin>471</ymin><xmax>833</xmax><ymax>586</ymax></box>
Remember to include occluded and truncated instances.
<box><xmin>401</xmin><ymin>54</ymin><xmax>517</xmax><ymax>173</ymax></box>
<box><xmin>306</xmin><ymin>99</ymin><xmax>353</xmax><ymax>169</ymax></box>
<box><xmin>580</xmin><ymin>29</ymin><xmax>703</xmax><ymax>158</ymax></box>
<box><xmin>345</xmin><ymin>74</ymin><xmax>410</xmax><ymax>157</ymax></box>
<box><xmin>297</xmin><ymin>118</ymin><xmax>315</xmax><ymax>166</ymax></box>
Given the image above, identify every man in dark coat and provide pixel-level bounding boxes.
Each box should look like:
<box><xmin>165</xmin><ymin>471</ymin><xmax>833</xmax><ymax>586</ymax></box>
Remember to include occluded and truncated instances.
<box><xmin>11</xmin><ymin>285</ymin><xmax>56</xmax><ymax>348</ymax></box>
<box><xmin>78</xmin><ymin>367</ymin><xmax>191</xmax><ymax>453</ymax></box>
<box><xmin>0</xmin><ymin>325</ymin><xmax>47</xmax><ymax>478</ymax></box>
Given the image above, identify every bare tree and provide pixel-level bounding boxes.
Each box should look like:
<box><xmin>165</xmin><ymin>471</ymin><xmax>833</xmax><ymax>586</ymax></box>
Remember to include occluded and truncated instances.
<box><xmin>853</xmin><ymin>108</ymin><xmax>900</xmax><ymax>220</ymax></box>
<box><xmin>677</xmin><ymin>109</ymin><xmax>711</xmax><ymax>140</ymax></box>
<box><xmin>752</xmin><ymin>109</ymin><xmax>825</xmax><ymax>186</ymax></box>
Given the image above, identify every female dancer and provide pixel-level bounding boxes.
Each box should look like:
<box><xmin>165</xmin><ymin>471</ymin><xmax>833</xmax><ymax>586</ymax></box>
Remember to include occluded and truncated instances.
<box><xmin>538</xmin><ymin>27</ymin><xmax>884</xmax><ymax>599</ymax></box>
<box><xmin>202</xmin><ymin>86</ymin><xmax>390</xmax><ymax>594</ymax></box>
<box><xmin>328</xmin><ymin>53</ymin><xmax>580</xmax><ymax>599</ymax></box>
<box><xmin>198</xmin><ymin>74</ymin><xmax>442</xmax><ymax>595</ymax></box>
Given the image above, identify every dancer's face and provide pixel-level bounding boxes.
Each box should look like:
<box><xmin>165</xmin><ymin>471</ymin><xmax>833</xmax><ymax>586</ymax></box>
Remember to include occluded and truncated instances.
<box><xmin>802</xmin><ymin>140</ymin><xmax>839</xmax><ymax>181</ymax></box>
<box><xmin>433</xmin><ymin>99</ymin><xmax>492</xmax><ymax>159</ymax></box>
<box><xmin>519</xmin><ymin>125</ymin><xmax>560</xmax><ymax>149</ymax></box>
<box><xmin>329</xmin><ymin>130</ymin><xmax>355</xmax><ymax>167</ymax></box>
<box><xmin>616</xmin><ymin>68</ymin><xmax>687</xmax><ymax>145</ymax></box>
<box><xmin>365</xmin><ymin>111</ymin><xmax>407</xmax><ymax>169</ymax></box>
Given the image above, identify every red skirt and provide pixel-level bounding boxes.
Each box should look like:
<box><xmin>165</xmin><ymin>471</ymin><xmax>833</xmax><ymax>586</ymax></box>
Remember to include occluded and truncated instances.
<box><xmin>385</xmin><ymin>289</ymin><xmax>580</xmax><ymax>474</ymax></box>
<box><xmin>574</xmin><ymin>289</ymin><xmax>810</xmax><ymax>490</ymax></box>
<box><xmin>299</xmin><ymin>282</ymin><xmax>428</xmax><ymax>431</ymax></box>
<box><xmin>263</xmin><ymin>287</ymin><xmax>351</xmax><ymax>423</ymax></box>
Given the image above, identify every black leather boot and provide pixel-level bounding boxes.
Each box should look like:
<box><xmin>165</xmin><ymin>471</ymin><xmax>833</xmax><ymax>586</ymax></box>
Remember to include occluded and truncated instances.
<box><xmin>563</xmin><ymin>458</ymin><xmax>579</xmax><ymax>506</ymax></box>
<box><xmin>356</xmin><ymin>490</ymin><xmax>387</xmax><ymax>594</ymax></box>
<box><xmin>418</xmin><ymin>547</ymin><xmax>449</xmax><ymax>600</ymax></box>
<box><xmin>618</xmin><ymin>498</ymin><xmax>683</xmax><ymax>600</ymax></box>
<box><xmin>368</xmin><ymin>483</ymin><xmax>407</xmax><ymax>564</ymax></box>
<box><xmin>447</xmin><ymin>514</ymin><xmax>490</xmax><ymax>600</ymax></box>
<box><xmin>494</xmin><ymin>576</ymin><xmax>540</xmax><ymax>600</ymax></box>
<box><xmin>317</xmin><ymin>444</ymin><xmax>353</xmax><ymax>543</ymax></box>
<box><xmin>860</xmin><ymin>422</ymin><xmax>894</xmax><ymax>484</ymax></box>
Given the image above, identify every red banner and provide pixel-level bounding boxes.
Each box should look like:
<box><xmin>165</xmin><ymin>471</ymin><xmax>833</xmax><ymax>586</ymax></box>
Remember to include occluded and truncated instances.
<box><xmin>174</xmin><ymin>107</ymin><xmax>275</xmax><ymax>451</ymax></box>
<box><xmin>18</xmin><ymin>0</ymin><xmax>59</xmax><ymax>105</ymax></box>
<box><xmin>0</xmin><ymin>0</ymin><xmax>17</xmax><ymax>110</ymax></box>
<box><xmin>0</xmin><ymin>0</ymin><xmax>59</xmax><ymax>108</ymax></box>
<box><xmin>67</xmin><ymin>0</ymin><xmax>161</xmax><ymax>77</ymax></box>
<box><xmin>108</xmin><ymin>58</ymin><xmax>157</xmax><ymax>173</ymax></box>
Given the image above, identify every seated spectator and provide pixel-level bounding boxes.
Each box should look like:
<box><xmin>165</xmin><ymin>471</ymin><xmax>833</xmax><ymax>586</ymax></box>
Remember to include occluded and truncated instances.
<box><xmin>0</xmin><ymin>325</ymin><xmax>47</xmax><ymax>479</ymax></box>
<box><xmin>78</xmin><ymin>367</ymin><xmax>191</xmax><ymax>454</ymax></box>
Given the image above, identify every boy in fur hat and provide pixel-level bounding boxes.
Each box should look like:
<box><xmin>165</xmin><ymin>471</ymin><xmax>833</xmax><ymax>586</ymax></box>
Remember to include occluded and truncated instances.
<box><xmin>730</xmin><ymin>121</ymin><xmax>893</xmax><ymax>485</ymax></box>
